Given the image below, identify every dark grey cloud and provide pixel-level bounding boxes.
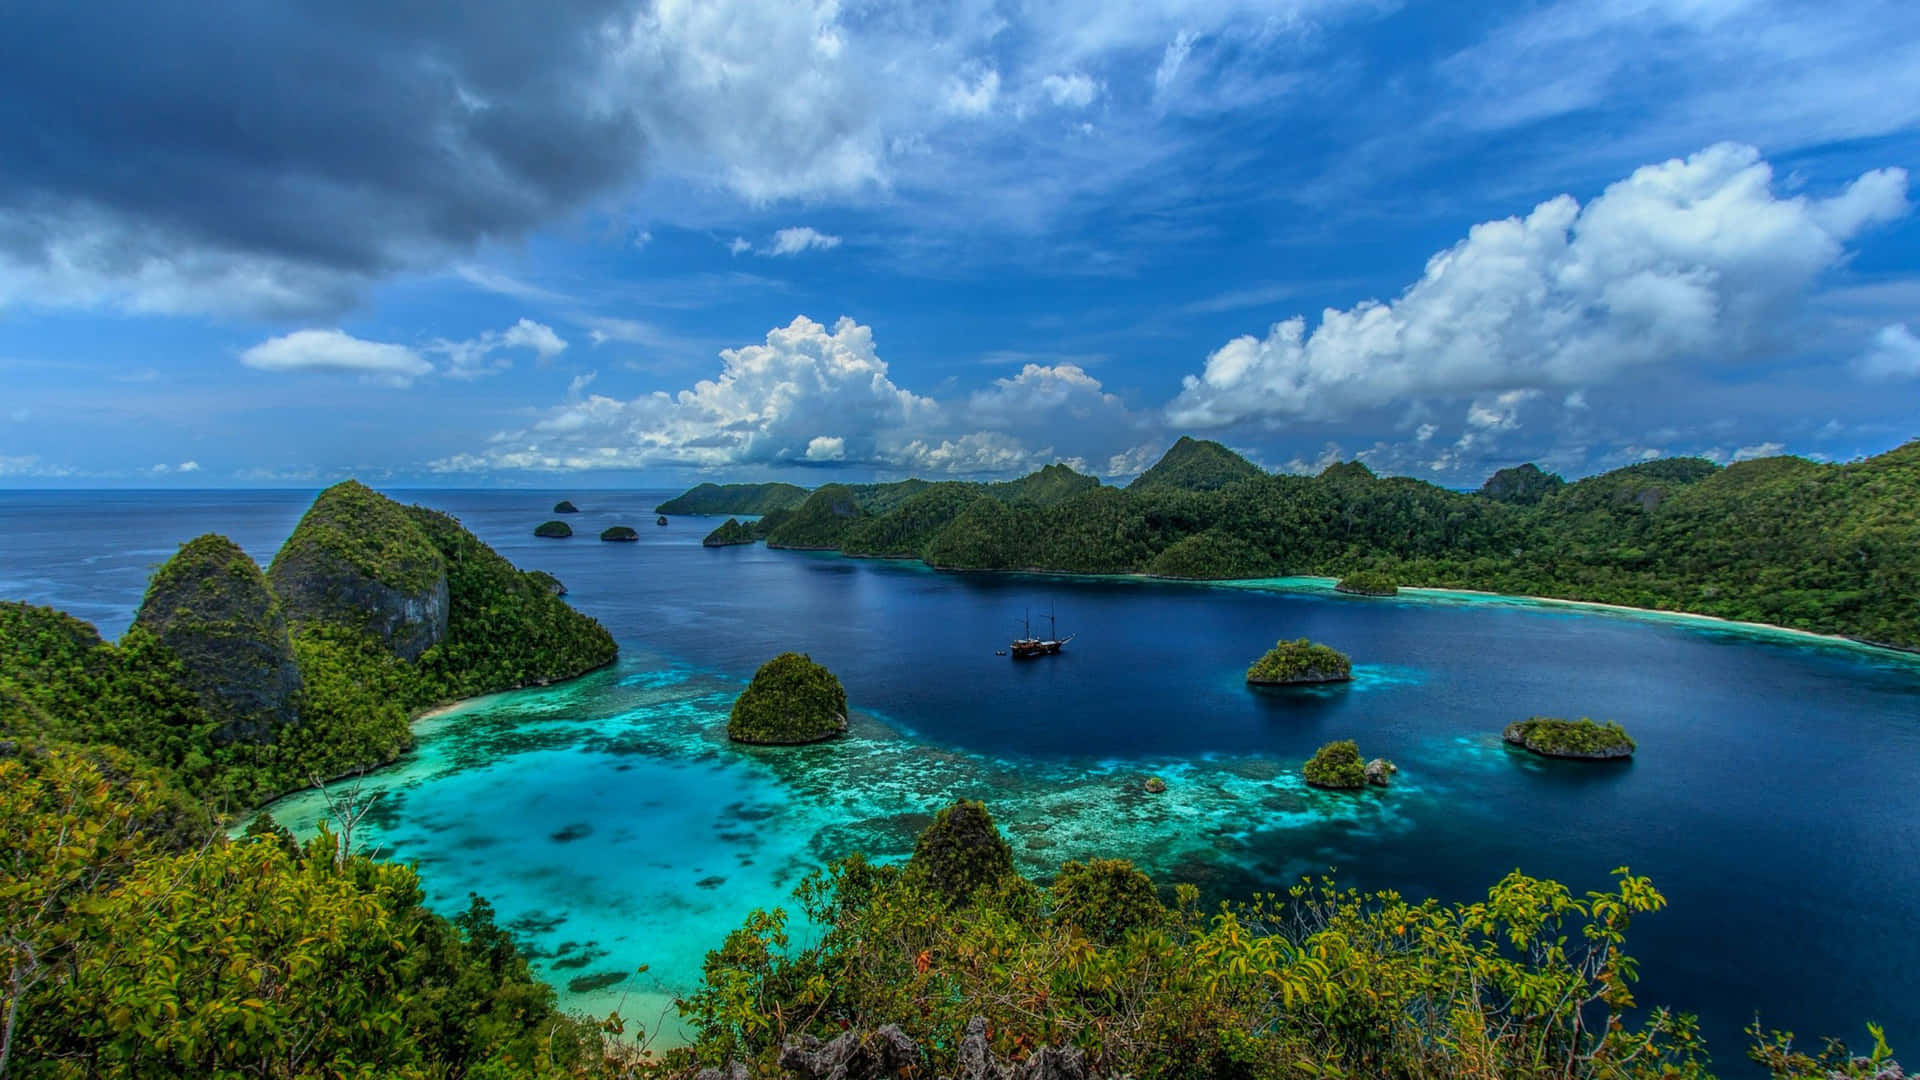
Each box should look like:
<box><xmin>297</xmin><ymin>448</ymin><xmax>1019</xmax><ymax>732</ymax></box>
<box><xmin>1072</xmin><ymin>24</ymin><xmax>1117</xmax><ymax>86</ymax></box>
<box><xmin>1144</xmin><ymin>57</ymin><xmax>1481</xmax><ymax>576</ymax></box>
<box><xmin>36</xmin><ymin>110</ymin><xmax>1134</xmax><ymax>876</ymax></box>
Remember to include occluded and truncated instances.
<box><xmin>0</xmin><ymin>0</ymin><xmax>645</xmax><ymax>315</ymax></box>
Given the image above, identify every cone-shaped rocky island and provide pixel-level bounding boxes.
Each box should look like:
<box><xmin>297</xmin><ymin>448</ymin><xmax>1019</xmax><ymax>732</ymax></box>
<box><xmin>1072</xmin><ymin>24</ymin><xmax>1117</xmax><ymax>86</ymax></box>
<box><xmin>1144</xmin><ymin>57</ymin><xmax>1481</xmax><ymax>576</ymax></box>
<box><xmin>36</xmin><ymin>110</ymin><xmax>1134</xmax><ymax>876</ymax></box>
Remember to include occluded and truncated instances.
<box><xmin>703</xmin><ymin>517</ymin><xmax>758</xmax><ymax>547</ymax></box>
<box><xmin>726</xmin><ymin>652</ymin><xmax>849</xmax><ymax>745</ymax></box>
<box><xmin>1246</xmin><ymin>638</ymin><xmax>1353</xmax><ymax>685</ymax></box>
<box><xmin>1503</xmin><ymin>717</ymin><xmax>1637</xmax><ymax>760</ymax></box>
<box><xmin>553</xmin><ymin>500</ymin><xmax>579</xmax><ymax>514</ymax></box>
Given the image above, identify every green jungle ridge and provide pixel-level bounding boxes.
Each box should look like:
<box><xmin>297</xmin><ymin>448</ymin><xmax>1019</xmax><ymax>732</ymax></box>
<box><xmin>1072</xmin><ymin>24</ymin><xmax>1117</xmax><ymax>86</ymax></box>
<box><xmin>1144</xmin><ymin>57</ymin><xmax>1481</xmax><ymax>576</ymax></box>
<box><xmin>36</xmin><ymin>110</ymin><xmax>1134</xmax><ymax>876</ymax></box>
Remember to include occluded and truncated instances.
<box><xmin>0</xmin><ymin>456</ymin><xmax>1911</xmax><ymax>1078</ymax></box>
<box><xmin>680</xmin><ymin>435</ymin><xmax>1920</xmax><ymax>651</ymax></box>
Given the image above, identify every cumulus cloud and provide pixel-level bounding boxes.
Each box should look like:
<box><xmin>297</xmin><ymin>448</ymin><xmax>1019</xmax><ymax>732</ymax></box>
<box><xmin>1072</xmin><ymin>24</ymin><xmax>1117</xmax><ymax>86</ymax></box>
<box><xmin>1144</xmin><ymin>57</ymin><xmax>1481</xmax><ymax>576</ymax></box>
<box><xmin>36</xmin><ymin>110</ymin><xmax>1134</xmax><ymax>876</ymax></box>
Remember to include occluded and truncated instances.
<box><xmin>1732</xmin><ymin>441</ymin><xmax>1786</xmax><ymax>462</ymax></box>
<box><xmin>1168</xmin><ymin>144</ymin><xmax>1911</xmax><ymax>429</ymax></box>
<box><xmin>1856</xmin><ymin>323</ymin><xmax>1920</xmax><ymax>378</ymax></box>
<box><xmin>241</xmin><ymin>330</ymin><xmax>433</xmax><ymax>388</ymax></box>
<box><xmin>944</xmin><ymin>66</ymin><xmax>1002</xmax><ymax>116</ymax></box>
<box><xmin>727</xmin><ymin>237</ymin><xmax>753</xmax><ymax>256</ymax></box>
<box><xmin>437</xmin><ymin>314</ymin><xmax>1150</xmax><ymax>475</ymax></box>
<box><xmin>764</xmin><ymin>227</ymin><xmax>843</xmax><ymax>256</ymax></box>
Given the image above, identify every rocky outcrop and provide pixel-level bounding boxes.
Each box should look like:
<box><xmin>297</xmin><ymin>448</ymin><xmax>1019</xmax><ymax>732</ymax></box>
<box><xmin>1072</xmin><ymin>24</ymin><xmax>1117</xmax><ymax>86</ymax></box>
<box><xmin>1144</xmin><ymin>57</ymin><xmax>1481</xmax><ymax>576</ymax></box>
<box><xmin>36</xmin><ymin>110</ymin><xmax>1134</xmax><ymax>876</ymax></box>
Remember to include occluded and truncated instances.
<box><xmin>771</xmin><ymin>1017</ymin><xmax>1097</xmax><ymax>1080</ymax></box>
<box><xmin>1365</xmin><ymin>758</ymin><xmax>1397</xmax><ymax>786</ymax></box>
<box><xmin>267</xmin><ymin>480</ymin><xmax>449</xmax><ymax>662</ymax></box>
<box><xmin>553</xmin><ymin>500</ymin><xmax>579</xmax><ymax>514</ymax></box>
<box><xmin>1143</xmin><ymin>776</ymin><xmax>1167</xmax><ymax>794</ymax></box>
<box><xmin>600</xmin><ymin>526</ymin><xmax>639</xmax><ymax>542</ymax></box>
<box><xmin>134</xmin><ymin>534</ymin><xmax>304</xmax><ymax>745</ymax></box>
<box><xmin>534</xmin><ymin>520</ymin><xmax>573</xmax><ymax>538</ymax></box>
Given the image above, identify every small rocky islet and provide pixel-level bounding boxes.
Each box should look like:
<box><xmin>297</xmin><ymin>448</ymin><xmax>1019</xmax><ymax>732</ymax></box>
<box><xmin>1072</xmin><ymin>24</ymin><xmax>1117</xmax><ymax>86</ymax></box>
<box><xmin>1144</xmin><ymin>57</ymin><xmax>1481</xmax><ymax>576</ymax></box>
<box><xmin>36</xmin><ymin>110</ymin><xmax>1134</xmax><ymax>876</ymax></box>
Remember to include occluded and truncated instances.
<box><xmin>599</xmin><ymin>526</ymin><xmax>639</xmax><ymax>542</ymax></box>
<box><xmin>726</xmin><ymin>651</ymin><xmax>849</xmax><ymax>745</ymax></box>
<box><xmin>1503</xmin><ymin>716</ymin><xmax>1637</xmax><ymax>760</ymax></box>
<box><xmin>534</xmin><ymin>520</ymin><xmax>573</xmax><ymax>539</ymax></box>
<box><xmin>553</xmin><ymin>500</ymin><xmax>579</xmax><ymax>514</ymax></box>
<box><xmin>1245</xmin><ymin>638</ymin><xmax>1353</xmax><ymax>686</ymax></box>
<box><xmin>1302</xmin><ymin>740</ymin><xmax>1396</xmax><ymax>790</ymax></box>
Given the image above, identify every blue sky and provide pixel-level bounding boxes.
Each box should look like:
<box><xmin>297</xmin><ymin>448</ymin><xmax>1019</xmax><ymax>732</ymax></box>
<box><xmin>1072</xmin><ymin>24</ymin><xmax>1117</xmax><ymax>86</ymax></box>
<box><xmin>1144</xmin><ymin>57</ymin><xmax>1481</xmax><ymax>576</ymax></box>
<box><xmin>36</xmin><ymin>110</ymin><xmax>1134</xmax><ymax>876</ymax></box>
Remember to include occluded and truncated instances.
<box><xmin>2</xmin><ymin>0</ymin><xmax>1917</xmax><ymax>488</ymax></box>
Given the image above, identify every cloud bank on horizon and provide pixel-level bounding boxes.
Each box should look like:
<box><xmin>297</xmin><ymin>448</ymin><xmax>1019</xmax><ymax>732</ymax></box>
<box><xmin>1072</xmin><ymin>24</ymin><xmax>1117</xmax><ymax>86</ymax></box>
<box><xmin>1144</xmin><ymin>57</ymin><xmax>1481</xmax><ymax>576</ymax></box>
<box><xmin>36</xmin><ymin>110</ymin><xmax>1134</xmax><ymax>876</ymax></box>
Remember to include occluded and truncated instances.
<box><xmin>1</xmin><ymin>0</ymin><xmax>1917</xmax><ymax>485</ymax></box>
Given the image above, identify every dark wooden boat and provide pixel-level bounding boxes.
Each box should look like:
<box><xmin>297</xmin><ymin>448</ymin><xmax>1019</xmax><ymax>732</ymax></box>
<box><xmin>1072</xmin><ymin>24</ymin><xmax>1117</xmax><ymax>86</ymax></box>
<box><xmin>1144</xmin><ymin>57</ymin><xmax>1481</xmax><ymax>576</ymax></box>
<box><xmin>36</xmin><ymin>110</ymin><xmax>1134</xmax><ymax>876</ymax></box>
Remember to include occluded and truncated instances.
<box><xmin>1009</xmin><ymin>606</ymin><xmax>1074</xmax><ymax>659</ymax></box>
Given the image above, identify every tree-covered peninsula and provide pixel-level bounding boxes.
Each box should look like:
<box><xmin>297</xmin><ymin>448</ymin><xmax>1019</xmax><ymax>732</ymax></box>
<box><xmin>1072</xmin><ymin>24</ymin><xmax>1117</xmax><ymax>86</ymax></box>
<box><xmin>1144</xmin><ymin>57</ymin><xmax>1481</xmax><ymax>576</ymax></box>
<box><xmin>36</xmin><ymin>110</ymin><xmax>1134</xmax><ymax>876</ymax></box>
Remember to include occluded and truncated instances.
<box><xmin>1</xmin><ymin>480</ymin><xmax>616</xmax><ymax>807</ymax></box>
<box><xmin>668</xmin><ymin>435</ymin><xmax>1920</xmax><ymax>648</ymax></box>
<box><xmin>655</xmin><ymin>481</ymin><xmax>810</xmax><ymax>516</ymax></box>
<box><xmin>1335</xmin><ymin>569</ymin><xmax>1399</xmax><ymax>596</ymax></box>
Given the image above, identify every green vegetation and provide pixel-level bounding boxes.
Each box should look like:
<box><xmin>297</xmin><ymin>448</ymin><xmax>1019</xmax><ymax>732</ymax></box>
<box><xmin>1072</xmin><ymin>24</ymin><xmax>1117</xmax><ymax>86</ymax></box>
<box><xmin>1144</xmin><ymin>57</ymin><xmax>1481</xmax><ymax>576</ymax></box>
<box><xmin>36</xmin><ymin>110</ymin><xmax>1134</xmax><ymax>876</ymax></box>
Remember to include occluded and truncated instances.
<box><xmin>1127</xmin><ymin>434</ymin><xmax>1265</xmax><ymax>492</ymax></box>
<box><xmin>659</xmin><ymin>436</ymin><xmax>1920</xmax><ymax>648</ymax></box>
<box><xmin>765</xmin><ymin>484</ymin><xmax>865</xmax><ymax>549</ymax></box>
<box><xmin>702</xmin><ymin>518</ymin><xmax>758</xmax><ymax>547</ymax></box>
<box><xmin>130</xmin><ymin>534</ymin><xmax>304</xmax><ymax>747</ymax></box>
<box><xmin>1146</xmin><ymin>528</ymin><xmax>1277</xmax><ymax>579</ymax></box>
<box><xmin>554</xmin><ymin>499</ymin><xmax>579</xmax><ymax>513</ymax></box>
<box><xmin>1505</xmin><ymin>716</ymin><xmax>1638</xmax><ymax>760</ymax></box>
<box><xmin>269</xmin><ymin>479</ymin><xmax>445</xmax><ymax>596</ymax></box>
<box><xmin>990</xmin><ymin>462</ymin><xmax>1100</xmax><ymax>505</ymax></box>
<box><xmin>726</xmin><ymin>652</ymin><xmax>848</xmax><ymax>744</ymax></box>
<box><xmin>902</xmin><ymin>799</ymin><xmax>1015</xmax><ymax>903</ymax></box>
<box><xmin>534</xmin><ymin>520</ymin><xmax>573</xmax><ymax>538</ymax></box>
<box><xmin>402</xmin><ymin>505</ymin><xmax>617</xmax><ymax>706</ymax></box>
<box><xmin>1303</xmin><ymin>738</ymin><xmax>1368</xmax><ymax>788</ymax></box>
<box><xmin>654</xmin><ymin>481</ymin><xmax>810</xmax><ymax>516</ymax></box>
<box><xmin>2</xmin><ymin>484</ymin><xmax>614</xmax><ymax>810</ymax></box>
<box><xmin>1246</xmin><ymin>637</ymin><xmax>1354</xmax><ymax>684</ymax></box>
<box><xmin>0</xmin><ymin>742</ymin><xmax>608</xmax><ymax>1079</ymax></box>
<box><xmin>1143</xmin><ymin>775</ymin><xmax>1167</xmax><ymax>793</ymax></box>
<box><xmin>600</xmin><ymin>525</ymin><xmax>639</xmax><ymax>542</ymax></box>
<box><xmin>666</xmin><ymin>803</ymin><xmax>1888</xmax><ymax>1079</ymax></box>
<box><xmin>1336</xmin><ymin>568</ymin><xmax>1399</xmax><ymax>595</ymax></box>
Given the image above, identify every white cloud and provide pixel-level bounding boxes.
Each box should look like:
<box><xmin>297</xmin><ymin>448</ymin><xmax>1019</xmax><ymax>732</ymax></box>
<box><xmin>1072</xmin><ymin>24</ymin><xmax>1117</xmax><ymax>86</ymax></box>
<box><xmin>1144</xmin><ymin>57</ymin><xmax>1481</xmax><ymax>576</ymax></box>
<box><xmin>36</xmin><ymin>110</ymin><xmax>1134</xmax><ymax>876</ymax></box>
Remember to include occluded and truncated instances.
<box><xmin>436</xmin><ymin>319</ymin><xmax>569</xmax><ymax>379</ymax></box>
<box><xmin>1041</xmin><ymin>72</ymin><xmax>1100</xmax><ymax>109</ymax></box>
<box><xmin>437</xmin><ymin>314</ymin><xmax>1148</xmax><ymax>476</ymax></box>
<box><xmin>178</xmin><ymin>460</ymin><xmax>200</xmax><ymax>473</ymax></box>
<box><xmin>1168</xmin><ymin>144</ymin><xmax>1911</xmax><ymax>429</ymax></box>
<box><xmin>1153</xmin><ymin>31</ymin><xmax>1199</xmax><ymax>98</ymax></box>
<box><xmin>1856</xmin><ymin>323</ymin><xmax>1920</xmax><ymax>378</ymax></box>
<box><xmin>568</xmin><ymin>371</ymin><xmax>598</xmax><ymax>398</ymax></box>
<box><xmin>728</xmin><ymin>236</ymin><xmax>753</xmax><ymax>256</ymax></box>
<box><xmin>0</xmin><ymin>455</ymin><xmax>74</xmax><ymax>478</ymax></box>
<box><xmin>764</xmin><ymin>227</ymin><xmax>843</xmax><ymax>256</ymax></box>
<box><xmin>1732</xmin><ymin>441</ymin><xmax>1786</xmax><ymax>462</ymax></box>
<box><xmin>944</xmin><ymin>66</ymin><xmax>1001</xmax><ymax>116</ymax></box>
<box><xmin>502</xmin><ymin>319</ymin><xmax>569</xmax><ymax>362</ymax></box>
<box><xmin>240</xmin><ymin>329</ymin><xmax>433</xmax><ymax>387</ymax></box>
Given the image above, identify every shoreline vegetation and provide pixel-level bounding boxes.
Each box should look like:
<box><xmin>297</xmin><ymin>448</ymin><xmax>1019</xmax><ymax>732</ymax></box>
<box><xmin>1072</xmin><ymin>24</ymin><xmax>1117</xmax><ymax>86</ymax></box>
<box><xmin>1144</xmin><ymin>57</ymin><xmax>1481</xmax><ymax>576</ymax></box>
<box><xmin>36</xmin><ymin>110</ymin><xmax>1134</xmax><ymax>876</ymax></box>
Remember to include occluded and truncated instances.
<box><xmin>671</xmin><ymin>434</ymin><xmax>1920</xmax><ymax>656</ymax></box>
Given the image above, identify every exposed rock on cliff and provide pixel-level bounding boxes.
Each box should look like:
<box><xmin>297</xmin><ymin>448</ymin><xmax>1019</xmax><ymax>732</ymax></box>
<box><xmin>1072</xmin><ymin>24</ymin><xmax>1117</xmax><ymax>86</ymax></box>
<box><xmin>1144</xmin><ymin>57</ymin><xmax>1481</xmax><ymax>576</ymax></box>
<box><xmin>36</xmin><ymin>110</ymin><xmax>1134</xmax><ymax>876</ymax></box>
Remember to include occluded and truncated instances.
<box><xmin>267</xmin><ymin>481</ymin><xmax>449</xmax><ymax>662</ymax></box>
<box><xmin>133</xmin><ymin>534</ymin><xmax>303</xmax><ymax>745</ymax></box>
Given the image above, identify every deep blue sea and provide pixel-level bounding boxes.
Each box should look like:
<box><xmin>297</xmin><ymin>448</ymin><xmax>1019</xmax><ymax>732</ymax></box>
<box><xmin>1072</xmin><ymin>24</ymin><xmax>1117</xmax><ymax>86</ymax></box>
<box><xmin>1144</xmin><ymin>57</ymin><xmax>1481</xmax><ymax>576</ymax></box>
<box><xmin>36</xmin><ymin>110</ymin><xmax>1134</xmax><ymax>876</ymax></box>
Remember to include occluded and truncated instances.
<box><xmin>4</xmin><ymin>488</ymin><xmax>1918</xmax><ymax>1063</ymax></box>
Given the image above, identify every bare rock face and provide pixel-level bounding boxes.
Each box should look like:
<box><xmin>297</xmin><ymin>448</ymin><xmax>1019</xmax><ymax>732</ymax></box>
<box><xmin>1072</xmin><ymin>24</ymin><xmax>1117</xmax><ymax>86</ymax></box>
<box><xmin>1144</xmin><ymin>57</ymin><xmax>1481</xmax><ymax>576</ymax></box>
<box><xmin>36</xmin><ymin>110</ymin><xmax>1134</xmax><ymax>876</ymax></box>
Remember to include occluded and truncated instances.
<box><xmin>133</xmin><ymin>534</ymin><xmax>304</xmax><ymax>745</ymax></box>
<box><xmin>267</xmin><ymin>480</ymin><xmax>449</xmax><ymax>661</ymax></box>
<box><xmin>956</xmin><ymin>1016</ymin><xmax>1092</xmax><ymax>1080</ymax></box>
<box><xmin>779</xmin><ymin>1025</ymin><xmax>921</xmax><ymax>1079</ymax></box>
<box><xmin>1365</xmin><ymin>758</ymin><xmax>1397</xmax><ymax>786</ymax></box>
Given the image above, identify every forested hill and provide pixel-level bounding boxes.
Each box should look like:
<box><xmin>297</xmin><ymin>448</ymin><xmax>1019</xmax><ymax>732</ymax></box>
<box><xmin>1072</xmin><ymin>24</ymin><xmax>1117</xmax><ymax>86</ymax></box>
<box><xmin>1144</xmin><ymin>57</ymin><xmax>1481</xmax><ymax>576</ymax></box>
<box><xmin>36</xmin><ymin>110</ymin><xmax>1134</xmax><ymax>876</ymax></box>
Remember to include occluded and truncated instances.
<box><xmin>679</xmin><ymin>437</ymin><xmax>1920</xmax><ymax>649</ymax></box>
<box><xmin>0</xmin><ymin>481</ymin><xmax>616</xmax><ymax>809</ymax></box>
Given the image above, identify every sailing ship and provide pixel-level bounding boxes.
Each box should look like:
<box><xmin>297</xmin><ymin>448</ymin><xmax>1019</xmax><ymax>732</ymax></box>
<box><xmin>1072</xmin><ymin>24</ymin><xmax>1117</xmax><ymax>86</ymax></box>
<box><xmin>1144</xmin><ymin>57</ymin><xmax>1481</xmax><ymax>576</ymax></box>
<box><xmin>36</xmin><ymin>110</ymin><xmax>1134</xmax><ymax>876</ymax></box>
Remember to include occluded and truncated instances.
<box><xmin>1009</xmin><ymin>605</ymin><xmax>1074</xmax><ymax>659</ymax></box>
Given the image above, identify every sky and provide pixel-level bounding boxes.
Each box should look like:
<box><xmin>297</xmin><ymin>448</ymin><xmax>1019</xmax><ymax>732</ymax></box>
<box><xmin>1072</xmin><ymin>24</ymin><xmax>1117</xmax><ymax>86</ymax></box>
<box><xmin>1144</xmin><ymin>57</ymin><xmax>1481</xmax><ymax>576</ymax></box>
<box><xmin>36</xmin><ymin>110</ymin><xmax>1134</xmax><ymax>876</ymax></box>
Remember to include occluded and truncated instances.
<box><xmin>2</xmin><ymin>0</ymin><xmax>1918</xmax><ymax>489</ymax></box>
